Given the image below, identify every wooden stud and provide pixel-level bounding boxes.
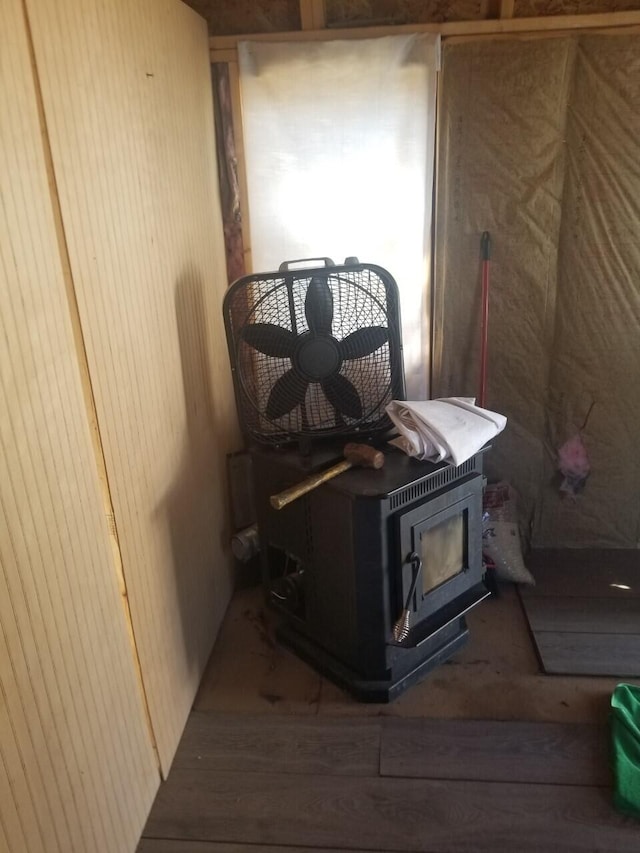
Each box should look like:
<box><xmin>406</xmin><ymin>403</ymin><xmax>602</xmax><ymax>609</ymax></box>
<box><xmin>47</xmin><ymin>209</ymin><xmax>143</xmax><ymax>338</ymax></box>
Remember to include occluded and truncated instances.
<box><xmin>210</xmin><ymin>48</ymin><xmax>236</xmax><ymax>63</ymax></box>
<box><xmin>226</xmin><ymin>60</ymin><xmax>253</xmax><ymax>273</ymax></box>
<box><xmin>500</xmin><ymin>0</ymin><xmax>515</xmax><ymax>18</ymax></box>
<box><xmin>300</xmin><ymin>0</ymin><xmax>327</xmax><ymax>30</ymax></box>
<box><xmin>444</xmin><ymin>26</ymin><xmax>640</xmax><ymax>45</ymax></box>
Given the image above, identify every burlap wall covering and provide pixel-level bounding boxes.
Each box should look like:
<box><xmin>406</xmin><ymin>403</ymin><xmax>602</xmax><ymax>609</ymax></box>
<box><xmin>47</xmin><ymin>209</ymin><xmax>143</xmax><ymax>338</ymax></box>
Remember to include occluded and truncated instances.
<box><xmin>435</xmin><ymin>34</ymin><xmax>640</xmax><ymax>548</ymax></box>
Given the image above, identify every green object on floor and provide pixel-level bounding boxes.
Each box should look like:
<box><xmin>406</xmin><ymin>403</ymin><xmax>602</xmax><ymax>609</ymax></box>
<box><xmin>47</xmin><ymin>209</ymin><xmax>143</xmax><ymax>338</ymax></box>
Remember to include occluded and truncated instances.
<box><xmin>611</xmin><ymin>683</ymin><xmax>640</xmax><ymax>818</ymax></box>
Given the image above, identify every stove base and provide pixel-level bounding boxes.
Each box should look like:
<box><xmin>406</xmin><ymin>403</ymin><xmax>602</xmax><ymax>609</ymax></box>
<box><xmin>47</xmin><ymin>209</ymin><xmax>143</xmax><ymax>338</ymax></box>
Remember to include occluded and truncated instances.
<box><xmin>276</xmin><ymin>616</ymin><xmax>469</xmax><ymax>703</ymax></box>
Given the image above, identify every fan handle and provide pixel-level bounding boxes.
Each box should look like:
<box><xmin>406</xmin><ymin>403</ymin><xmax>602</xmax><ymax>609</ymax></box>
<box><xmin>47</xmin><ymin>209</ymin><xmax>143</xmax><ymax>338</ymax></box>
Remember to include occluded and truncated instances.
<box><xmin>279</xmin><ymin>257</ymin><xmax>335</xmax><ymax>271</ymax></box>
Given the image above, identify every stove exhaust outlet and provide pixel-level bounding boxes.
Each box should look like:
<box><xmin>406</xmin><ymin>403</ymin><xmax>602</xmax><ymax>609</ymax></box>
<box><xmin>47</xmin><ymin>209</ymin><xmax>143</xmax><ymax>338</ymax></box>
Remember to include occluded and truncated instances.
<box><xmin>231</xmin><ymin>524</ymin><xmax>260</xmax><ymax>563</ymax></box>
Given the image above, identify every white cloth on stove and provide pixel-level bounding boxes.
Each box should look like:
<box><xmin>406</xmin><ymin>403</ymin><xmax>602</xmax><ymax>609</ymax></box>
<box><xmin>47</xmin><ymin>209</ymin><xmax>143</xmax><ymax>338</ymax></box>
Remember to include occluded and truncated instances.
<box><xmin>385</xmin><ymin>397</ymin><xmax>507</xmax><ymax>466</ymax></box>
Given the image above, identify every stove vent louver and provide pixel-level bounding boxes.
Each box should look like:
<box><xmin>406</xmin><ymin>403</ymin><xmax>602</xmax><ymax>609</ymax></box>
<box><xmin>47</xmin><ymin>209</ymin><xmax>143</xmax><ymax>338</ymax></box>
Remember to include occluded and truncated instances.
<box><xmin>388</xmin><ymin>457</ymin><xmax>478</xmax><ymax>511</ymax></box>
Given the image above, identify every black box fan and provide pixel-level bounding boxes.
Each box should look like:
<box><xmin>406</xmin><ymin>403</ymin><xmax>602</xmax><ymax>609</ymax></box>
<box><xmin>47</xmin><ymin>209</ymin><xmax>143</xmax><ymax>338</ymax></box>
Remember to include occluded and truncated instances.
<box><xmin>223</xmin><ymin>257</ymin><xmax>405</xmax><ymax>444</ymax></box>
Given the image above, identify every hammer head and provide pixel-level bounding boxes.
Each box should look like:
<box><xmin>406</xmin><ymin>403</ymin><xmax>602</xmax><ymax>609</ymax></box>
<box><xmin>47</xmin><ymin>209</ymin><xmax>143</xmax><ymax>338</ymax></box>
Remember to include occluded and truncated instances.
<box><xmin>343</xmin><ymin>442</ymin><xmax>384</xmax><ymax>469</ymax></box>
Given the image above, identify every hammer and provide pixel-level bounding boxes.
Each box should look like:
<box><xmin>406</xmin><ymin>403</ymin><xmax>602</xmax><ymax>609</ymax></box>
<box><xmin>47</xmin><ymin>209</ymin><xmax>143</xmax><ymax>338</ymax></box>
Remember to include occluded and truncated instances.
<box><xmin>270</xmin><ymin>443</ymin><xmax>384</xmax><ymax>510</ymax></box>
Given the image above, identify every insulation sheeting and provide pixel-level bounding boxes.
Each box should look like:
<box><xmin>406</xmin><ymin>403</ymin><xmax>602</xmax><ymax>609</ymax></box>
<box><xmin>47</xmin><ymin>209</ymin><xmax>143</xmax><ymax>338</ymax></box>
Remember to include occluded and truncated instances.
<box><xmin>514</xmin><ymin>0</ymin><xmax>640</xmax><ymax>16</ymax></box>
<box><xmin>184</xmin><ymin>0</ymin><xmax>300</xmax><ymax>35</ymax></box>
<box><xmin>536</xmin><ymin>36</ymin><xmax>640</xmax><ymax>547</ymax></box>
<box><xmin>434</xmin><ymin>37</ymin><xmax>575</xmax><ymax>534</ymax></box>
<box><xmin>435</xmin><ymin>34</ymin><xmax>640</xmax><ymax>549</ymax></box>
<box><xmin>325</xmin><ymin>0</ymin><xmax>486</xmax><ymax>25</ymax></box>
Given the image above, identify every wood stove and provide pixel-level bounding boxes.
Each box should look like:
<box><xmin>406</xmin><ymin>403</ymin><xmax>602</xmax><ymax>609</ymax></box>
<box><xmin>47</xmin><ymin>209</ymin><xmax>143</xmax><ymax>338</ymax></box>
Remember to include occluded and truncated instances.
<box><xmin>251</xmin><ymin>443</ymin><xmax>490</xmax><ymax>702</ymax></box>
<box><xmin>223</xmin><ymin>258</ymin><xmax>490</xmax><ymax>701</ymax></box>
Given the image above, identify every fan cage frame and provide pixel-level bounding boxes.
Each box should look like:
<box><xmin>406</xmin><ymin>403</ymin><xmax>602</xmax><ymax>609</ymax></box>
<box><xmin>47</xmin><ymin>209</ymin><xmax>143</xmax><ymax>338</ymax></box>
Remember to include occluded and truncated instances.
<box><xmin>223</xmin><ymin>260</ymin><xmax>406</xmax><ymax>446</ymax></box>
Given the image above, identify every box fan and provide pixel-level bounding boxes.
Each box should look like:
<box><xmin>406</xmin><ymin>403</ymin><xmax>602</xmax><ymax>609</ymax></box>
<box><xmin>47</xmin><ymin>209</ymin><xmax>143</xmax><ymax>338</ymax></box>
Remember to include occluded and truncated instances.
<box><xmin>223</xmin><ymin>257</ymin><xmax>405</xmax><ymax>444</ymax></box>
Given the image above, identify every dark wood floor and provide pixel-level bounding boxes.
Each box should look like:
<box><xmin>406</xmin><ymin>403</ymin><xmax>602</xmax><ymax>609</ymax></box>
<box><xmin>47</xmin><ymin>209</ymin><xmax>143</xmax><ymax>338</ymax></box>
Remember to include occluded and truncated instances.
<box><xmin>138</xmin><ymin>711</ymin><xmax>638</xmax><ymax>852</ymax></box>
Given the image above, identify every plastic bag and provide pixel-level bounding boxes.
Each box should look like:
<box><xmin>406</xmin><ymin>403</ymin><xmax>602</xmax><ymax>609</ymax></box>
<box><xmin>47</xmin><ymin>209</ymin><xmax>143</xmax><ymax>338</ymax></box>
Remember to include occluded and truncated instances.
<box><xmin>482</xmin><ymin>481</ymin><xmax>534</xmax><ymax>585</ymax></box>
<box><xmin>611</xmin><ymin>683</ymin><xmax>640</xmax><ymax>818</ymax></box>
<box><xmin>557</xmin><ymin>432</ymin><xmax>590</xmax><ymax>496</ymax></box>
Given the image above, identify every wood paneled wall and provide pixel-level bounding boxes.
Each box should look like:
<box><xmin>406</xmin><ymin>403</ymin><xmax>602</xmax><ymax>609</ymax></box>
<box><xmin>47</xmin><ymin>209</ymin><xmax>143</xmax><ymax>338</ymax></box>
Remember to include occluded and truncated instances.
<box><xmin>26</xmin><ymin>0</ymin><xmax>240</xmax><ymax>773</ymax></box>
<box><xmin>1</xmin><ymin>0</ymin><xmax>236</xmax><ymax>848</ymax></box>
<box><xmin>0</xmin><ymin>0</ymin><xmax>159</xmax><ymax>850</ymax></box>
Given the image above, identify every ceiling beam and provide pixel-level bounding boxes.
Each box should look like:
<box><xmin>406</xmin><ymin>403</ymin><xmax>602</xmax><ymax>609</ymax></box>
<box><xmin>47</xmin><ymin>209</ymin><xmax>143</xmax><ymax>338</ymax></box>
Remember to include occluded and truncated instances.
<box><xmin>210</xmin><ymin>10</ymin><xmax>640</xmax><ymax>56</ymax></box>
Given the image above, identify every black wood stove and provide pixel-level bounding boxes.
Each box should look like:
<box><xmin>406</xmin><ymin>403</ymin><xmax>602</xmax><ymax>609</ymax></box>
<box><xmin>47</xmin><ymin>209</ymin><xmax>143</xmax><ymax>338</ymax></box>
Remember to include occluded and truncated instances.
<box><xmin>251</xmin><ymin>443</ymin><xmax>489</xmax><ymax>702</ymax></box>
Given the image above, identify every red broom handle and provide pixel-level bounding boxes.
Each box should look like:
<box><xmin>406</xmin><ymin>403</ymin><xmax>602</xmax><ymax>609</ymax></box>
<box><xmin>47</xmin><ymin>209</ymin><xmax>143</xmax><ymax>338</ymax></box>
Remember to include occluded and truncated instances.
<box><xmin>479</xmin><ymin>231</ymin><xmax>491</xmax><ymax>408</ymax></box>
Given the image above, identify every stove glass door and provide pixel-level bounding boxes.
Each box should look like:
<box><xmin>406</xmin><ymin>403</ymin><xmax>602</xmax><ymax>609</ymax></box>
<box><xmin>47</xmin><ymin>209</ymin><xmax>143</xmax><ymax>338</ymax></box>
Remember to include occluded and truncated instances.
<box><xmin>420</xmin><ymin>512</ymin><xmax>465</xmax><ymax>595</ymax></box>
<box><xmin>397</xmin><ymin>474</ymin><xmax>484</xmax><ymax>621</ymax></box>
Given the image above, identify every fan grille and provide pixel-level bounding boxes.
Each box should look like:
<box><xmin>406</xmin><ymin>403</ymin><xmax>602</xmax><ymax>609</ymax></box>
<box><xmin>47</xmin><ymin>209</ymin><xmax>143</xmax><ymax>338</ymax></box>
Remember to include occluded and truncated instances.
<box><xmin>224</xmin><ymin>263</ymin><xmax>405</xmax><ymax>443</ymax></box>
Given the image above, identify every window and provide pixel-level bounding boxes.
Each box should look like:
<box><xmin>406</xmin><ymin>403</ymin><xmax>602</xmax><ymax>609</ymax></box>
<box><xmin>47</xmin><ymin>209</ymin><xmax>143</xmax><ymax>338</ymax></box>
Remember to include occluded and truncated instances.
<box><xmin>238</xmin><ymin>34</ymin><xmax>439</xmax><ymax>398</ymax></box>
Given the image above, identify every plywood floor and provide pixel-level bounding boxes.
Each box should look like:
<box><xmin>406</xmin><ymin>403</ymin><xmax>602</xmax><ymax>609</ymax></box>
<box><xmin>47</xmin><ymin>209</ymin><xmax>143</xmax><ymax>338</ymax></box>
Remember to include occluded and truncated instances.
<box><xmin>194</xmin><ymin>582</ymin><xmax>635</xmax><ymax>724</ymax></box>
<box><xmin>138</xmin><ymin>576</ymin><xmax>640</xmax><ymax>853</ymax></box>
<box><xmin>138</xmin><ymin>582</ymin><xmax>640</xmax><ymax>850</ymax></box>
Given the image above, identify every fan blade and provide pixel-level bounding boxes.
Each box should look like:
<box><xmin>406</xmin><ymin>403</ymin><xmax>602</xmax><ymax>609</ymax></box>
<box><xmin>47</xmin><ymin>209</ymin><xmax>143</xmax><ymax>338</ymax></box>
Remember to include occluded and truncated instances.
<box><xmin>322</xmin><ymin>374</ymin><xmax>363</xmax><ymax>420</ymax></box>
<box><xmin>240</xmin><ymin>323</ymin><xmax>296</xmax><ymax>358</ymax></box>
<box><xmin>305</xmin><ymin>276</ymin><xmax>333</xmax><ymax>335</ymax></box>
<box><xmin>266</xmin><ymin>369</ymin><xmax>309</xmax><ymax>419</ymax></box>
<box><xmin>339</xmin><ymin>326</ymin><xmax>389</xmax><ymax>360</ymax></box>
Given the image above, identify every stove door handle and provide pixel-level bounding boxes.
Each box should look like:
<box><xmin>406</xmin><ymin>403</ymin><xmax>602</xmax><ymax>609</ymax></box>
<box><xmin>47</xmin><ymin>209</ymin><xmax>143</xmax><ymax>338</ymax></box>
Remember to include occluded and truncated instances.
<box><xmin>392</xmin><ymin>553</ymin><xmax>422</xmax><ymax>643</ymax></box>
<box><xmin>406</xmin><ymin>552</ymin><xmax>422</xmax><ymax>603</ymax></box>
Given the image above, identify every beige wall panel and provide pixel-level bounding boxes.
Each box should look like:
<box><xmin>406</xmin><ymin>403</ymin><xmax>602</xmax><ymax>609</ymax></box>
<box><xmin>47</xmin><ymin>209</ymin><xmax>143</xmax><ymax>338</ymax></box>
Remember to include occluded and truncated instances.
<box><xmin>25</xmin><ymin>0</ymin><xmax>240</xmax><ymax>772</ymax></box>
<box><xmin>0</xmin><ymin>0</ymin><xmax>159</xmax><ymax>851</ymax></box>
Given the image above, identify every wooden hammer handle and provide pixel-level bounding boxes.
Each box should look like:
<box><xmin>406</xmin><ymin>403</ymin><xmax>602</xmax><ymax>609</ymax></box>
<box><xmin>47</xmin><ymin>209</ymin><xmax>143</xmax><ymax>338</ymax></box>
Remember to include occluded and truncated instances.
<box><xmin>270</xmin><ymin>459</ymin><xmax>352</xmax><ymax>510</ymax></box>
<box><xmin>269</xmin><ymin>443</ymin><xmax>385</xmax><ymax>511</ymax></box>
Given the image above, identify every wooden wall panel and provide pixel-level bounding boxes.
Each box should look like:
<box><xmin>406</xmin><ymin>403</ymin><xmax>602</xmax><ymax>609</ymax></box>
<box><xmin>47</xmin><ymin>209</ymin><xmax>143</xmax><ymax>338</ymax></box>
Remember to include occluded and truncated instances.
<box><xmin>0</xmin><ymin>0</ymin><xmax>159</xmax><ymax>850</ymax></box>
<box><xmin>25</xmin><ymin>0</ymin><xmax>240</xmax><ymax>772</ymax></box>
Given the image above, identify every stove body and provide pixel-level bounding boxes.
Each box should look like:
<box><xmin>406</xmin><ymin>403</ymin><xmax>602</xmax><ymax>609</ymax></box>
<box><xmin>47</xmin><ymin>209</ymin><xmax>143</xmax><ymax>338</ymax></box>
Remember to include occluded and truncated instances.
<box><xmin>251</xmin><ymin>445</ymin><xmax>489</xmax><ymax>702</ymax></box>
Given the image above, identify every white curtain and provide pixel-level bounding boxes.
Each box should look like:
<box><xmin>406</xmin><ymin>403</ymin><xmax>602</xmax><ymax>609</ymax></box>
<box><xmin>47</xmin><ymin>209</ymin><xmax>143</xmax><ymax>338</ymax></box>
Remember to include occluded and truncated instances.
<box><xmin>238</xmin><ymin>34</ymin><xmax>439</xmax><ymax>399</ymax></box>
